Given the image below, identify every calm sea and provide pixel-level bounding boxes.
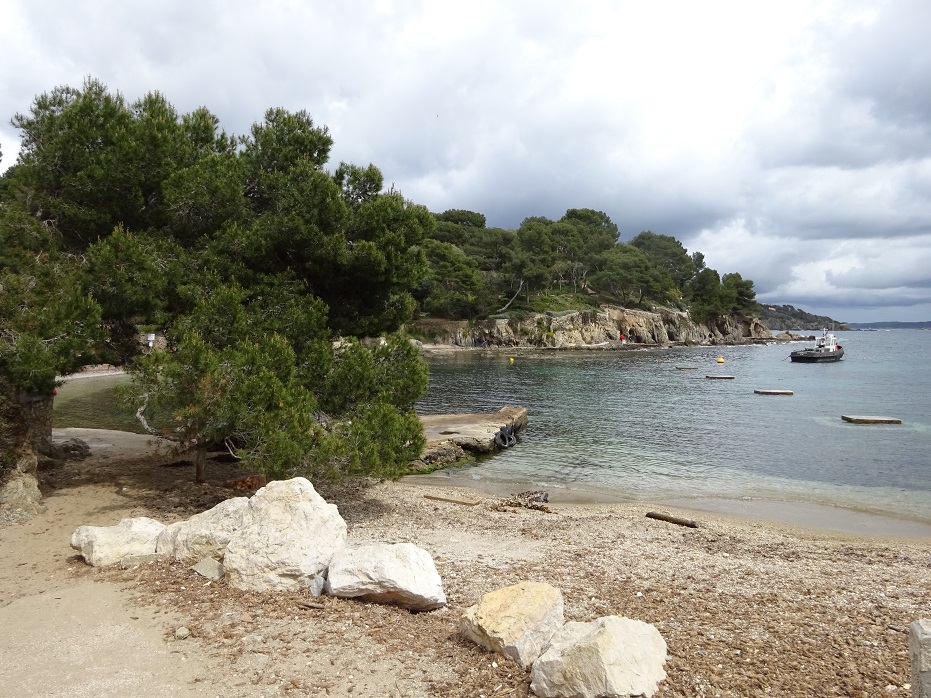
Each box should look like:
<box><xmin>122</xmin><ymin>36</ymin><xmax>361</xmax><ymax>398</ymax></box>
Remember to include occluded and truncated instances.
<box><xmin>414</xmin><ymin>330</ymin><xmax>931</xmax><ymax>529</ymax></box>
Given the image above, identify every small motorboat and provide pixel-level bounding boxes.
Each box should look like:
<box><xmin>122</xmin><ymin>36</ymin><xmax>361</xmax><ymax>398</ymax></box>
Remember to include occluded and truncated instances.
<box><xmin>789</xmin><ymin>330</ymin><xmax>844</xmax><ymax>363</ymax></box>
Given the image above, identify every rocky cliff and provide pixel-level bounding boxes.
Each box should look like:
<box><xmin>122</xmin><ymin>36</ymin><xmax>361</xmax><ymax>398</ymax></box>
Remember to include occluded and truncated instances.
<box><xmin>411</xmin><ymin>305</ymin><xmax>771</xmax><ymax>349</ymax></box>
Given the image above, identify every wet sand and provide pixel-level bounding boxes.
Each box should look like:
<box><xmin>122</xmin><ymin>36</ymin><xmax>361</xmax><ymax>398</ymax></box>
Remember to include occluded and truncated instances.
<box><xmin>406</xmin><ymin>471</ymin><xmax>931</xmax><ymax>539</ymax></box>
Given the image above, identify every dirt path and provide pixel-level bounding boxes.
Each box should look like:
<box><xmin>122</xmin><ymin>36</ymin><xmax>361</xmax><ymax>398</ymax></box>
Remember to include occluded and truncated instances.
<box><xmin>0</xmin><ymin>432</ymin><xmax>220</xmax><ymax>697</ymax></box>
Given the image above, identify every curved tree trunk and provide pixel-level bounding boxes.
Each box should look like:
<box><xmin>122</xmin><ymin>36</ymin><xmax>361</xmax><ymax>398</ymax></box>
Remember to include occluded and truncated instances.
<box><xmin>496</xmin><ymin>279</ymin><xmax>524</xmax><ymax>314</ymax></box>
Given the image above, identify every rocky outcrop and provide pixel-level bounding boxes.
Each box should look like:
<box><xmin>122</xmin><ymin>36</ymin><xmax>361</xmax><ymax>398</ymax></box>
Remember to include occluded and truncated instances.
<box><xmin>459</xmin><ymin>581</ymin><xmax>565</xmax><ymax>668</ymax></box>
<box><xmin>412</xmin><ymin>305</ymin><xmax>771</xmax><ymax>349</ymax></box>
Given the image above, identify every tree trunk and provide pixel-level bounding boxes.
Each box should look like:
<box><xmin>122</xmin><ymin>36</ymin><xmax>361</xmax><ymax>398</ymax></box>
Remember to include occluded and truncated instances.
<box><xmin>495</xmin><ymin>279</ymin><xmax>524</xmax><ymax>313</ymax></box>
<box><xmin>195</xmin><ymin>446</ymin><xmax>207</xmax><ymax>483</ymax></box>
<box><xmin>0</xmin><ymin>386</ymin><xmax>52</xmax><ymax>520</ymax></box>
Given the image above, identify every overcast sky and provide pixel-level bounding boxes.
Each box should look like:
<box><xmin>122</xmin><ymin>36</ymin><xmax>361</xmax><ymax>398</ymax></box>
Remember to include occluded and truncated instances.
<box><xmin>2</xmin><ymin>0</ymin><xmax>930</xmax><ymax>322</ymax></box>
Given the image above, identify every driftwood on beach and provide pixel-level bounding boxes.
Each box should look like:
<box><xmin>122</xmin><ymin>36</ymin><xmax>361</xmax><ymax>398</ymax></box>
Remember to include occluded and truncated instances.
<box><xmin>645</xmin><ymin>511</ymin><xmax>699</xmax><ymax>528</ymax></box>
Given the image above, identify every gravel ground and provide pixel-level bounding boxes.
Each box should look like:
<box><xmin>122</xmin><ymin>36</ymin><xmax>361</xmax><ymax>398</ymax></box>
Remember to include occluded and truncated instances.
<box><xmin>27</xmin><ymin>430</ymin><xmax>931</xmax><ymax>697</ymax></box>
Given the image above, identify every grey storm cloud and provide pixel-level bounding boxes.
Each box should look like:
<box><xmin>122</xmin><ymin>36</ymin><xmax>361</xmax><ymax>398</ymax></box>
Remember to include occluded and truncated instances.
<box><xmin>2</xmin><ymin>0</ymin><xmax>931</xmax><ymax>322</ymax></box>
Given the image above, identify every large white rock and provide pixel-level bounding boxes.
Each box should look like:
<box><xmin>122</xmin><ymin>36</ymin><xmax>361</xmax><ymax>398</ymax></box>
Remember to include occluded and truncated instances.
<box><xmin>223</xmin><ymin>478</ymin><xmax>347</xmax><ymax>592</ymax></box>
<box><xmin>70</xmin><ymin>517</ymin><xmax>166</xmax><ymax>567</ymax></box>
<box><xmin>912</xmin><ymin>618</ymin><xmax>931</xmax><ymax>698</ymax></box>
<box><xmin>156</xmin><ymin>496</ymin><xmax>251</xmax><ymax>560</ymax></box>
<box><xmin>325</xmin><ymin>542</ymin><xmax>447</xmax><ymax>611</ymax></box>
<box><xmin>530</xmin><ymin>616</ymin><xmax>667</xmax><ymax>698</ymax></box>
<box><xmin>459</xmin><ymin>581</ymin><xmax>564</xmax><ymax>667</ymax></box>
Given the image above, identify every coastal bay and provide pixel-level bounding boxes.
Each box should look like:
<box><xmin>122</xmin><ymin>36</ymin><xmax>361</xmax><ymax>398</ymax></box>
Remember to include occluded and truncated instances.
<box><xmin>415</xmin><ymin>329</ymin><xmax>931</xmax><ymax>532</ymax></box>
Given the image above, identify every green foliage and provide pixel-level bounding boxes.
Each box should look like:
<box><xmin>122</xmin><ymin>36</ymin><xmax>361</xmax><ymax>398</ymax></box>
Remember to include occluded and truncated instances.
<box><xmin>436</xmin><ymin>209</ymin><xmax>487</xmax><ymax>228</ymax></box>
<box><xmin>333</xmin><ymin>162</ymin><xmax>383</xmax><ymax>209</ymax></box>
<box><xmin>8</xmin><ymin>79</ymin><xmax>237</xmax><ymax>251</ymax></box>
<box><xmin>722</xmin><ymin>272</ymin><xmax>758</xmax><ymax>314</ymax></box>
<box><xmin>0</xmin><ymin>202</ymin><xmax>104</xmax><ymax>396</ymax></box>
<box><xmin>589</xmin><ymin>245</ymin><xmax>664</xmax><ymax>305</ymax></box>
<box><xmin>688</xmin><ymin>268</ymin><xmax>726</xmax><ymax>322</ymax></box>
<box><xmin>319</xmin><ymin>335</ymin><xmax>427</xmax><ymax>415</ymax></box>
<box><xmin>2</xmin><ymin>77</ymin><xmax>433</xmax><ymax>483</ymax></box>
<box><xmin>628</xmin><ymin>231</ymin><xmax>694</xmax><ymax>295</ymax></box>
<box><xmin>84</xmin><ymin>225</ymin><xmax>179</xmax><ymax>321</ymax></box>
<box><xmin>419</xmin><ymin>239</ymin><xmax>489</xmax><ymax>319</ymax></box>
<box><xmin>525</xmin><ymin>292</ymin><xmax>600</xmax><ymax>314</ymax></box>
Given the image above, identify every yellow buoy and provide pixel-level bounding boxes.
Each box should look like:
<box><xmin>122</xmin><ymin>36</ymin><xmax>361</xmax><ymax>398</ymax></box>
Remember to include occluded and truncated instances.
<box><xmin>509</xmin><ymin>357</ymin><xmax>515</xmax><ymax>364</ymax></box>
<box><xmin>717</xmin><ymin>357</ymin><xmax>725</xmax><ymax>363</ymax></box>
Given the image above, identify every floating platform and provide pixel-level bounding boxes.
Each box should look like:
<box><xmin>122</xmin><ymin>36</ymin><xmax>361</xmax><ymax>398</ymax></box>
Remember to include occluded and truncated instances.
<box><xmin>754</xmin><ymin>389</ymin><xmax>794</xmax><ymax>395</ymax></box>
<box><xmin>675</xmin><ymin>366</ymin><xmax>698</xmax><ymax>370</ymax></box>
<box><xmin>841</xmin><ymin>415</ymin><xmax>902</xmax><ymax>425</ymax></box>
<box><xmin>705</xmin><ymin>375</ymin><xmax>735</xmax><ymax>380</ymax></box>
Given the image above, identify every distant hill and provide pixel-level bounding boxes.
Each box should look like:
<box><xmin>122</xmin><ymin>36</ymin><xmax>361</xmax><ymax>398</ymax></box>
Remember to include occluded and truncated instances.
<box><xmin>847</xmin><ymin>321</ymin><xmax>931</xmax><ymax>329</ymax></box>
<box><xmin>756</xmin><ymin>304</ymin><xmax>847</xmax><ymax>331</ymax></box>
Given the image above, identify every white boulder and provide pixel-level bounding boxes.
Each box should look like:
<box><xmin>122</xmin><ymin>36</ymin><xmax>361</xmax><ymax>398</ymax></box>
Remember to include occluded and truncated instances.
<box><xmin>326</xmin><ymin>542</ymin><xmax>447</xmax><ymax>611</ymax></box>
<box><xmin>530</xmin><ymin>615</ymin><xmax>667</xmax><ymax>698</ymax></box>
<box><xmin>459</xmin><ymin>581</ymin><xmax>564</xmax><ymax>667</ymax></box>
<box><xmin>912</xmin><ymin>618</ymin><xmax>931</xmax><ymax>698</ymax></box>
<box><xmin>70</xmin><ymin>517</ymin><xmax>166</xmax><ymax>567</ymax></box>
<box><xmin>223</xmin><ymin>478</ymin><xmax>347</xmax><ymax>592</ymax></box>
<box><xmin>156</xmin><ymin>496</ymin><xmax>251</xmax><ymax>560</ymax></box>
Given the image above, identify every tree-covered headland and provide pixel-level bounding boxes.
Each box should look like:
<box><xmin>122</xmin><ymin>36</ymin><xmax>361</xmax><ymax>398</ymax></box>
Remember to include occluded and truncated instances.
<box><xmin>421</xmin><ymin>210</ymin><xmax>758</xmax><ymax>323</ymax></box>
<box><xmin>0</xmin><ymin>78</ymin><xmax>758</xmax><ymax>501</ymax></box>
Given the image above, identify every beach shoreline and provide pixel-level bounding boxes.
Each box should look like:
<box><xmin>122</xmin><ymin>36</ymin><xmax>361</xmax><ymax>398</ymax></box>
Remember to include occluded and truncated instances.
<box><xmin>1</xmin><ymin>427</ymin><xmax>927</xmax><ymax>697</ymax></box>
<box><xmin>406</xmin><ymin>470</ymin><xmax>931</xmax><ymax>540</ymax></box>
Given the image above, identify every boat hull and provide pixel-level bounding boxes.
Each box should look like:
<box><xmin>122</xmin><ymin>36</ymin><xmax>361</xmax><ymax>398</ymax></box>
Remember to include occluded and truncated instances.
<box><xmin>789</xmin><ymin>348</ymin><xmax>844</xmax><ymax>363</ymax></box>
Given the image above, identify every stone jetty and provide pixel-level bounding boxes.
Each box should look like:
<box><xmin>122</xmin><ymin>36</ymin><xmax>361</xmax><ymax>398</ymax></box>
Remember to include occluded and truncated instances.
<box><xmin>415</xmin><ymin>406</ymin><xmax>528</xmax><ymax>469</ymax></box>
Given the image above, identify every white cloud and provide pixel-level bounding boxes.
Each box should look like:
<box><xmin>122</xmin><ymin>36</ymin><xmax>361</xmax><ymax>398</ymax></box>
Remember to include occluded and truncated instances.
<box><xmin>2</xmin><ymin>0</ymin><xmax>931</xmax><ymax>320</ymax></box>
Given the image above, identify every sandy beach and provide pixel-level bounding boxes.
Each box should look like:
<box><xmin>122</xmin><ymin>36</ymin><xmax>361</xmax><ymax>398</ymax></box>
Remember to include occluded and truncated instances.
<box><xmin>2</xmin><ymin>427</ymin><xmax>929</xmax><ymax>697</ymax></box>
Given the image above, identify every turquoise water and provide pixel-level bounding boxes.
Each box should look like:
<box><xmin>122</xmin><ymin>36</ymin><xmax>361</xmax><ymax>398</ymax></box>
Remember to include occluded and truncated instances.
<box><xmin>415</xmin><ymin>330</ymin><xmax>931</xmax><ymax>524</ymax></box>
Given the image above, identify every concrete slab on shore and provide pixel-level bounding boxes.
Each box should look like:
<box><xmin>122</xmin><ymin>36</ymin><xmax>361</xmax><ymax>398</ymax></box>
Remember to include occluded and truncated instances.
<box><xmin>420</xmin><ymin>406</ymin><xmax>528</xmax><ymax>454</ymax></box>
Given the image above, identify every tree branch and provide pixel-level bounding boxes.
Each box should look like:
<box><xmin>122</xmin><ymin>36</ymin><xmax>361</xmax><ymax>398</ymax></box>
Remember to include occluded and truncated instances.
<box><xmin>495</xmin><ymin>279</ymin><xmax>524</xmax><ymax>313</ymax></box>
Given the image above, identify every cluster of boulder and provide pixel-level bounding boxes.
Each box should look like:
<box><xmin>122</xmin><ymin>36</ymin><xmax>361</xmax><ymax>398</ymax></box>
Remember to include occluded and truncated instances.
<box><xmin>70</xmin><ymin>477</ymin><xmax>446</xmax><ymax>609</ymax></box>
<box><xmin>461</xmin><ymin>581</ymin><xmax>667</xmax><ymax>698</ymax></box>
<box><xmin>70</xmin><ymin>477</ymin><xmax>667</xmax><ymax>697</ymax></box>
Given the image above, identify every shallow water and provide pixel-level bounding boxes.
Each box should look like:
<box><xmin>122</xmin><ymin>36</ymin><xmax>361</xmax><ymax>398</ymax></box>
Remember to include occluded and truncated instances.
<box><xmin>415</xmin><ymin>330</ymin><xmax>931</xmax><ymax>526</ymax></box>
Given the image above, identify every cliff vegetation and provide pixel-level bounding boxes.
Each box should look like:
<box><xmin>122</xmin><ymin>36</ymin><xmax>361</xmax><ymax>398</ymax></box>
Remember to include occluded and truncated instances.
<box><xmin>757</xmin><ymin>304</ymin><xmax>847</xmax><ymax>331</ymax></box>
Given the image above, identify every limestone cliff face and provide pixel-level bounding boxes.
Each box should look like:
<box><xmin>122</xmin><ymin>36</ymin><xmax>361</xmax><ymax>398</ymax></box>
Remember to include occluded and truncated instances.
<box><xmin>412</xmin><ymin>306</ymin><xmax>771</xmax><ymax>348</ymax></box>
